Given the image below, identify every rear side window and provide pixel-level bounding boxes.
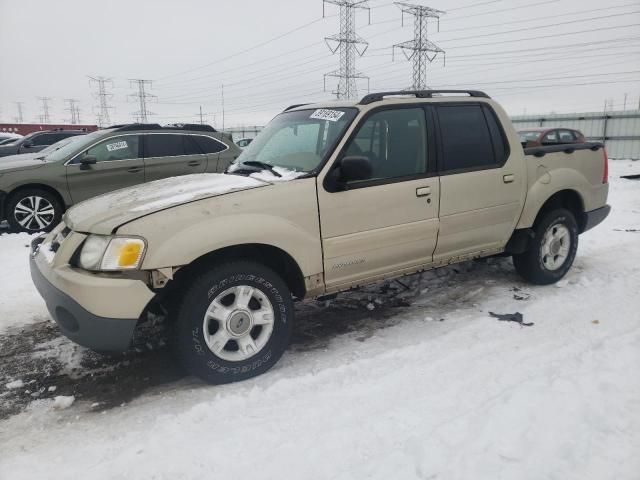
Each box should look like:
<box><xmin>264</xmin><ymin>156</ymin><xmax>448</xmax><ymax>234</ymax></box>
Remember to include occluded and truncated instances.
<box><xmin>558</xmin><ymin>130</ymin><xmax>576</xmax><ymax>142</ymax></box>
<box><xmin>482</xmin><ymin>105</ymin><xmax>509</xmax><ymax>165</ymax></box>
<box><xmin>437</xmin><ymin>105</ymin><xmax>495</xmax><ymax>172</ymax></box>
<box><xmin>191</xmin><ymin>135</ymin><xmax>227</xmax><ymax>154</ymax></box>
<box><xmin>145</xmin><ymin>134</ymin><xmax>187</xmax><ymax>157</ymax></box>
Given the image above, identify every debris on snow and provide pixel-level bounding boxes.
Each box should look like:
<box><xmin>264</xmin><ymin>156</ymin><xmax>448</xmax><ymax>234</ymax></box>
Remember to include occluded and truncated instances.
<box><xmin>489</xmin><ymin>311</ymin><xmax>534</xmax><ymax>327</ymax></box>
<box><xmin>52</xmin><ymin>395</ymin><xmax>75</xmax><ymax>410</ymax></box>
<box><xmin>5</xmin><ymin>380</ymin><xmax>24</xmax><ymax>390</ymax></box>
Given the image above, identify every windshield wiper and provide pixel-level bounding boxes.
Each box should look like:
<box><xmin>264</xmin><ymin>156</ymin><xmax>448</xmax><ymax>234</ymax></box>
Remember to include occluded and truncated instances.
<box><xmin>240</xmin><ymin>161</ymin><xmax>282</xmax><ymax>177</ymax></box>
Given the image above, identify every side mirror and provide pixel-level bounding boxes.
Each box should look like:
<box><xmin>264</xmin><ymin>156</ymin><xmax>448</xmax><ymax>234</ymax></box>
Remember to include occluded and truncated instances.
<box><xmin>339</xmin><ymin>156</ymin><xmax>372</xmax><ymax>183</ymax></box>
<box><xmin>79</xmin><ymin>155</ymin><xmax>97</xmax><ymax>170</ymax></box>
<box><xmin>23</xmin><ymin>140</ymin><xmax>34</xmax><ymax>148</ymax></box>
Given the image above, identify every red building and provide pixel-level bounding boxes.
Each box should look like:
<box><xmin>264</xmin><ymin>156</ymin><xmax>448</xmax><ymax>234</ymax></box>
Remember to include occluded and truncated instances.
<box><xmin>0</xmin><ymin>123</ymin><xmax>99</xmax><ymax>136</ymax></box>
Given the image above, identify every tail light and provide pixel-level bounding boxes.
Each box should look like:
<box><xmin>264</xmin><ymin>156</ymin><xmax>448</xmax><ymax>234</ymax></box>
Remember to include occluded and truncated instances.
<box><xmin>602</xmin><ymin>148</ymin><xmax>609</xmax><ymax>184</ymax></box>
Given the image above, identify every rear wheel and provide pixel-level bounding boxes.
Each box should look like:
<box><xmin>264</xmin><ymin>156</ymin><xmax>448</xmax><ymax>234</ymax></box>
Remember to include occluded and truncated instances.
<box><xmin>513</xmin><ymin>208</ymin><xmax>579</xmax><ymax>285</ymax></box>
<box><xmin>174</xmin><ymin>261</ymin><xmax>293</xmax><ymax>384</ymax></box>
<box><xmin>6</xmin><ymin>188</ymin><xmax>63</xmax><ymax>233</ymax></box>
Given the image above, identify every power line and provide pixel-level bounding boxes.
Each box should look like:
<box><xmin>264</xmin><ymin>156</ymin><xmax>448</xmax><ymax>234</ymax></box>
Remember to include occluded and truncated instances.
<box><xmin>89</xmin><ymin>76</ymin><xmax>114</xmax><ymax>128</ymax></box>
<box><xmin>392</xmin><ymin>2</ymin><xmax>445</xmax><ymax>90</ymax></box>
<box><xmin>37</xmin><ymin>97</ymin><xmax>52</xmax><ymax>124</ymax></box>
<box><xmin>157</xmin><ymin>16</ymin><xmax>334</xmax><ymax>82</ymax></box>
<box><xmin>323</xmin><ymin>0</ymin><xmax>371</xmax><ymax>99</ymax></box>
<box><xmin>127</xmin><ymin>79</ymin><xmax>157</xmax><ymax>123</ymax></box>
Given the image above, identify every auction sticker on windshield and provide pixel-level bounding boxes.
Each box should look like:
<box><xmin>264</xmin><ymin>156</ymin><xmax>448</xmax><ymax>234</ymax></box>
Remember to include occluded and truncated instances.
<box><xmin>310</xmin><ymin>109</ymin><xmax>345</xmax><ymax>122</ymax></box>
<box><xmin>106</xmin><ymin>141</ymin><xmax>128</xmax><ymax>152</ymax></box>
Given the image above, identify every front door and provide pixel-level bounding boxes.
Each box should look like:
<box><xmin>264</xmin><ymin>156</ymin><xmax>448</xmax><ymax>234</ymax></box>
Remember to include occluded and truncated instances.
<box><xmin>66</xmin><ymin>134</ymin><xmax>145</xmax><ymax>203</ymax></box>
<box><xmin>433</xmin><ymin>103</ymin><xmax>525</xmax><ymax>262</ymax></box>
<box><xmin>318</xmin><ymin>106</ymin><xmax>440</xmax><ymax>291</ymax></box>
<box><xmin>143</xmin><ymin>133</ymin><xmax>207</xmax><ymax>182</ymax></box>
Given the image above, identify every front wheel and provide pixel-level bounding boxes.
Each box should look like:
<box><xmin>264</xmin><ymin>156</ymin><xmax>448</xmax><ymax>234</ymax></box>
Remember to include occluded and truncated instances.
<box><xmin>6</xmin><ymin>188</ymin><xmax>63</xmax><ymax>233</ymax></box>
<box><xmin>174</xmin><ymin>261</ymin><xmax>294</xmax><ymax>384</ymax></box>
<box><xmin>513</xmin><ymin>208</ymin><xmax>579</xmax><ymax>285</ymax></box>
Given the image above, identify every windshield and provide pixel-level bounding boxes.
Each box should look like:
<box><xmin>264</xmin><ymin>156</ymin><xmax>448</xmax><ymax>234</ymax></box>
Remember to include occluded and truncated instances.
<box><xmin>518</xmin><ymin>131</ymin><xmax>541</xmax><ymax>142</ymax></box>
<box><xmin>44</xmin><ymin>130</ymin><xmax>107</xmax><ymax>163</ymax></box>
<box><xmin>230</xmin><ymin>107</ymin><xmax>358</xmax><ymax>174</ymax></box>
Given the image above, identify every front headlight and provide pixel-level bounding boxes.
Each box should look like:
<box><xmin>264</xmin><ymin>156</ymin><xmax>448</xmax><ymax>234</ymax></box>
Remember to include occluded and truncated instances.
<box><xmin>79</xmin><ymin>235</ymin><xmax>146</xmax><ymax>271</ymax></box>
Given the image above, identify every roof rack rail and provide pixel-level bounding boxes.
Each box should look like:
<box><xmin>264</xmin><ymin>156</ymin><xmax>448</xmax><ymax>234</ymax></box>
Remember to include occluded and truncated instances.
<box><xmin>163</xmin><ymin>123</ymin><xmax>217</xmax><ymax>132</ymax></box>
<box><xmin>109</xmin><ymin>123</ymin><xmax>163</xmax><ymax>132</ymax></box>
<box><xmin>358</xmin><ymin>90</ymin><xmax>490</xmax><ymax>105</ymax></box>
<box><xmin>283</xmin><ymin>103</ymin><xmax>310</xmax><ymax>112</ymax></box>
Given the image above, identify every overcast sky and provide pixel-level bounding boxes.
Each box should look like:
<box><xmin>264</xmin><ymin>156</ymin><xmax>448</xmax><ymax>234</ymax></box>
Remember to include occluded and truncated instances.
<box><xmin>1</xmin><ymin>0</ymin><xmax>639</xmax><ymax>128</ymax></box>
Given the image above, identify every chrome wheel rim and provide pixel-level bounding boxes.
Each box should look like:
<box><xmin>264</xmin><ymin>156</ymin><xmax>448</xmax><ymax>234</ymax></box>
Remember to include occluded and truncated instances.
<box><xmin>541</xmin><ymin>224</ymin><xmax>571</xmax><ymax>271</ymax></box>
<box><xmin>202</xmin><ymin>285</ymin><xmax>275</xmax><ymax>362</ymax></box>
<box><xmin>14</xmin><ymin>196</ymin><xmax>55</xmax><ymax>231</ymax></box>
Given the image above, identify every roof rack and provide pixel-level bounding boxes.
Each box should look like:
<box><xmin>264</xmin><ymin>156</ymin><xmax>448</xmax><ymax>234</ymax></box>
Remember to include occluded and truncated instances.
<box><xmin>109</xmin><ymin>123</ymin><xmax>163</xmax><ymax>132</ymax></box>
<box><xmin>358</xmin><ymin>90</ymin><xmax>490</xmax><ymax>105</ymax></box>
<box><xmin>163</xmin><ymin>123</ymin><xmax>217</xmax><ymax>132</ymax></box>
<box><xmin>283</xmin><ymin>103</ymin><xmax>311</xmax><ymax>112</ymax></box>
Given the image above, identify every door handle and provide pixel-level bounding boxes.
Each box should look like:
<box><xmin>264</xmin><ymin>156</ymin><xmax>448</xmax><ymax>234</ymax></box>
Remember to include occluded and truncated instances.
<box><xmin>503</xmin><ymin>174</ymin><xmax>515</xmax><ymax>183</ymax></box>
<box><xmin>188</xmin><ymin>161</ymin><xmax>201</xmax><ymax>167</ymax></box>
<box><xmin>416</xmin><ymin>186</ymin><xmax>431</xmax><ymax>197</ymax></box>
<box><xmin>127</xmin><ymin>167</ymin><xmax>142</xmax><ymax>173</ymax></box>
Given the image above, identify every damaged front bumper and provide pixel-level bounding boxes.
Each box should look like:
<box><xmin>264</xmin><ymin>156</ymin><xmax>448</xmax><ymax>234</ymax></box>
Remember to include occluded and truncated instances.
<box><xmin>29</xmin><ymin>233</ymin><xmax>155</xmax><ymax>351</ymax></box>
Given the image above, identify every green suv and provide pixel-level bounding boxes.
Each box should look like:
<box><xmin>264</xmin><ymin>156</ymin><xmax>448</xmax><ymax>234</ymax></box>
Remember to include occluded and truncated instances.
<box><xmin>0</xmin><ymin>124</ymin><xmax>240</xmax><ymax>233</ymax></box>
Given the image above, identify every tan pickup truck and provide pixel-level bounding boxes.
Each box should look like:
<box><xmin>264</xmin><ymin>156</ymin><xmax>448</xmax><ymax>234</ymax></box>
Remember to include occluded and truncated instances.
<box><xmin>30</xmin><ymin>90</ymin><xmax>610</xmax><ymax>384</ymax></box>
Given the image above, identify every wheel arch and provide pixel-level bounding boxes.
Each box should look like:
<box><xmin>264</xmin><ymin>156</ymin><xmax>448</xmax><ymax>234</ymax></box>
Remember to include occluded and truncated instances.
<box><xmin>533</xmin><ymin>189</ymin><xmax>585</xmax><ymax>232</ymax></box>
<box><xmin>5</xmin><ymin>183</ymin><xmax>66</xmax><ymax>220</ymax></box>
<box><xmin>169</xmin><ymin>243</ymin><xmax>307</xmax><ymax>301</ymax></box>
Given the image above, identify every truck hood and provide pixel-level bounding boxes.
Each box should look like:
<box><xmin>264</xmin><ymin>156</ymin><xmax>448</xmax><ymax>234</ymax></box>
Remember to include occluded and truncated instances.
<box><xmin>0</xmin><ymin>155</ymin><xmax>46</xmax><ymax>173</ymax></box>
<box><xmin>65</xmin><ymin>173</ymin><xmax>269</xmax><ymax>234</ymax></box>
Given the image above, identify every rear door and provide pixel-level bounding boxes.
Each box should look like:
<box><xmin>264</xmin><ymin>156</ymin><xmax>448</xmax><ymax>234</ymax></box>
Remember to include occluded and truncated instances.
<box><xmin>66</xmin><ymin>134</ymin><xmax>144</xmax><ymax>203</ymax></box>
<box><xmin>433</xmin><ymin>103</ymin><xmax>524</xmax><ymax>261</ymax></box>
<box><xmin>143</xmin><ymin>133</ymin><xmax>207</xmax><ymax>182</ymax></box>
<box><xmin>318</xmin><ymin>106</ymin><xmax>440</xmax><ymax>290</ymax></box>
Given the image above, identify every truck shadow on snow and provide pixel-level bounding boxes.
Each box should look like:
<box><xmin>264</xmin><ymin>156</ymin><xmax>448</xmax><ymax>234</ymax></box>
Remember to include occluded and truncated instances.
<box><xmin>0</xmin><ymin>257</ymin><xmax>520</xmax><ymax>420</ymax></box>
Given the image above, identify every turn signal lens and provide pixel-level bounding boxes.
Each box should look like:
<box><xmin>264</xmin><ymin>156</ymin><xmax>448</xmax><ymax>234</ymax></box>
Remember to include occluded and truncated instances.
<box><xmin>101</xmin><ymin>238</ymin><xmax>146</xmax><ymax>271</ymax></box>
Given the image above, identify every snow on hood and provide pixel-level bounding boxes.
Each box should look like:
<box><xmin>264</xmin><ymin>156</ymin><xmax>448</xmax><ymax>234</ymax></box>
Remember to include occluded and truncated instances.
<box><xmin>65</xmin><ymin>173</ymin><xmax>267</xmax><ymax>234</ymax></box>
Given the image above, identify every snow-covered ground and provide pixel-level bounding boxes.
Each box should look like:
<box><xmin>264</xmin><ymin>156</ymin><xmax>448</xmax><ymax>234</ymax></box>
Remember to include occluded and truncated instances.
<box><xmin>1</xmin><ymin>161</ymin><xmax>639</xmax><ymax>480</ymax></box>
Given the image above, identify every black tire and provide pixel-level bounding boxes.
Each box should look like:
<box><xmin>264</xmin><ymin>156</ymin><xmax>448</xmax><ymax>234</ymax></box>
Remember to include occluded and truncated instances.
<box><xmin>6</xmin><ymin>188</ymin><xmax>63</xmax><ymax>233</ymax></box>
<box><xmin>174</xmin><ymin>261</ymin><xmax>294</xmax><ymax>384</ymax></box>
<box><xmin>513</xmin><ymin>208</ymin><xmax>579</xmax><ymax>285</ymax></box>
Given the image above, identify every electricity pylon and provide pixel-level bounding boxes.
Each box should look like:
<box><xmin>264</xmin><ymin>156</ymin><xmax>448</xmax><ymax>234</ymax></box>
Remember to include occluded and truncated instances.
<box><xmin>64</xmin><ymin>99</ymin><xmax>80</xmax><ymax>124</ymax></box>
<box><xmin>37</xmin><ymin>97</ymin><xmax>52</xmax><ymax>123</ymax></box>
<box><xmin>323</xmin><ymin>0</ymin><xmax>370</xmax><ymax>100</ymax></box>
<box><xmin>128</xmin><ymin>79</ymin><xmax>156</xmax><ymax>123</ymax></box>
<box><xmin>393</xmin><ymin>2</ymin><xmax>445</xmax><ymax>90</ymax></box>
<box><xmin>88</xmin><ymin>76</ymin><xmax>114</xmax><ymax>127</ymax></box>
<box><xmin>14</xmin><ymin>102</ymin><xmax>25</xmax><ymax>123</ymax></box>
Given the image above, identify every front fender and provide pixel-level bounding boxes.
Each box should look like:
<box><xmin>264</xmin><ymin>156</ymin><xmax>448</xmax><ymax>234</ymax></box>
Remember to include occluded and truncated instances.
<box><xmin>117</xmin><ymin>178</ymin><xmax>323</xmax><ymax>278</ymax></box>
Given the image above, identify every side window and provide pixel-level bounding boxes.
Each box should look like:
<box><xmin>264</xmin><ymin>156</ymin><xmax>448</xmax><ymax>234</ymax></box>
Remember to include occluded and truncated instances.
<box><xmin>31</xmin><ymin>133</ymin><xmax>56</xmax><ymax>146</ymax></box>
<box><xmin>145</xmin><ymin>134</ymin><xmax>186</xmax><ymax>158</ymax></box>
<box><xmin>191</xmin><ymin>135</ymin><xmax>227</xmax><ymax>154</ymax></box>
<box><xmin>558</xmin><ymin>130</ymin><xmax>575</xmax><ymax>143</ymax></box>
<box><xmin>437</xmin><ymin>105</ymin><xmax>495</xmax><ymax>172</ymax></box>
<box><xmin>184</xmin><ymin>135</ymin><xmax>205</xmax><ymax>155</ymax></box>
<box><xmin>343</xmin><ymin>107</ymin><xmax>427</xmax><ymax>182</ymax></box>
<box><xmin>83</xmin><ymin>135</ymin><xmax>140</xmax><ymax>162</ymax></box>
<box><xmin>482</xmin><ymin>105</ymin><xmax>509</xmax><ymax>165</ymax></box>
<box><xmin>542</xmin><ymin>130</ymin><xmax>558</xmax><ymax>144</ymax></box>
